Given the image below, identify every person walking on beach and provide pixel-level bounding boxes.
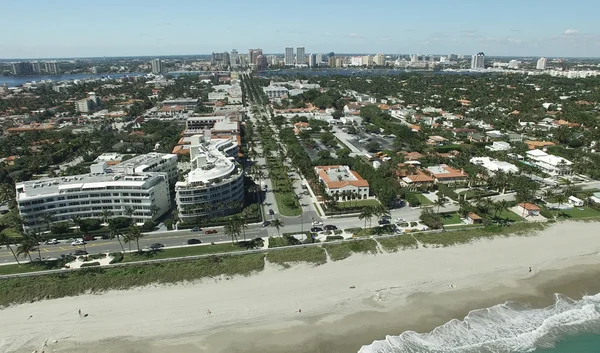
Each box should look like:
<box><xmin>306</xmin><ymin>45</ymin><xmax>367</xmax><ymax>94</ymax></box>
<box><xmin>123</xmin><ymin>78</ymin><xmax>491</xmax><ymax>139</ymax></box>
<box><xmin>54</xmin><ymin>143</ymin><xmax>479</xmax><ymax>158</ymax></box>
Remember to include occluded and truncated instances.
<box><xmin>206</xmin><ymin>309</ymin><xmax>212</xmax><ymax>315</ymax></box>
<box><xmin>78</xmin><ymin>309</ymin><xmax>81</xmax><ymax>317</ymax></box>
<box><xmin>297</xmin><ymin>309</ymin><xmax>302</xmax><ymax>313</ymax></box>
<box><xmin>529</xmin><ymin>267</ymin><xmax>532</xmax><ymax>273</ymax></box>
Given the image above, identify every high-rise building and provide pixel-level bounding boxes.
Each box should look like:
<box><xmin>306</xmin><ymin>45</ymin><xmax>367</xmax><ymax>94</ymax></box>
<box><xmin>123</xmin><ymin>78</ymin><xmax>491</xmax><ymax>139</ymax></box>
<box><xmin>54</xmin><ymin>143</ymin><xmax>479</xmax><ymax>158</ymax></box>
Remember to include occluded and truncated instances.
<box><xmin>410</xmin><ymin>54</ymin><xmax>418</xmax><ymax>63</ymax></box>
<box><xmin>328</xmin><ymin>56</ymin><xmax>336</xmax><ymax>68</ymax></box>
<box><xmin>308</xmin><ymin>54</ymin><xmax>316</xmax><ymax>67</ymax></box>
<box><xmin>363</xmin><ymin>55</ymin><xmax>373</xmax><ymax>66</ymax></box>
<box><xmin>508</xmin><ymin>60</ymin><xmax>519</xmax><ymax>69</ymax></box>
<box><xmin>211</xmin><ymin>52</ymin><xmax>230</xmax><ymax>67</ymax></box>
<box><xmin>11</xmin><ymin>62</ymin><xmax>34</xmax><ymax>75</ymax></box>
<box><xmin>284</xmin><ymin>47</ymin><xmax>294</xmax><ymax>66</ymax></box>
<box><xmin>315</xmin><ymin>53</ymin><xmax>323</xmax><ymax>63</ymax></box>
<box><xmin>536</xmin><ymin>57</ymin><xmax>547</xmax><ymax>70</ymax></box>
<box><xmin>151</xmin><ymin>58</ymin><xmax>162</xmax><ymax>74</ymax></box>
<box><xmin>45</xmin><ymin>61</ymin><xmax>59</xmax><ymax>74</ymax></box>
<box><xmin>296</xmin><ymin>46</ymin><xmax>305</xmax><ymax>65</ymax></box>
<box><xmin>230</xmin><ymin>49</ymin><xmax>239</xmax><ymax>67</ymax></box>
<box><xmin>31</xmin><ymin>62</ymin><xmax>41</xmax><ymax>73</ymax></box>
<box><xmin>256</xmin><ymin>55</ymin><xmax>268</xmax><ymax>70</ymax></box>
<box><xmin>248</xmin><ymin>49</ymin><xmax>262</xmax><ymax>68</ymax></box>
<box><xmin>470</xmin><ymin>52</ymin><xmax>485</xmax><ymax>70</ymax></box>
<box><xmin>374</xmin><ymin>53</ymin><xmax>385</xmax><ymax>66</ymax></box>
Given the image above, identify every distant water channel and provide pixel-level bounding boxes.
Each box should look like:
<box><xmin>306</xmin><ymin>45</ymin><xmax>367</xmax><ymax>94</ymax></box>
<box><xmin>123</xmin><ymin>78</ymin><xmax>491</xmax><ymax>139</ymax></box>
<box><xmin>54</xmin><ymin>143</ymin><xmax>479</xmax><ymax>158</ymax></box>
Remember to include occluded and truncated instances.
<box><xmin>0</xmin><ymin>73</ymin><xmax>144</xmax><ymax>87</ymax></box>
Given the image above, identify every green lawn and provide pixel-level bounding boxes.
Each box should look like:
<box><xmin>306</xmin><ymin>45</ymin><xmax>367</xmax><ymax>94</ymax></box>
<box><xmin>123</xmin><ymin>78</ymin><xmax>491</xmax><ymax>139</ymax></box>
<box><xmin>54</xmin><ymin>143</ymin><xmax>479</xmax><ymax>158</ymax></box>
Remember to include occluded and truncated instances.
<box><xmin>122</xmin><ymin>243</ymin><xmax>247</xmax><ymax>262</ymax></box>
<box><xmin>497</xmin><ymin>209</ymin><xmax>523</xmax><ymax>222</ymax></box>
<box><xmin>336</xmin><ymin>199</ymin><xmax>381</xmax><ymax>209</ymax></box>
<box><xmin>273</xmin><ymin>190</ymin><xmax>302</xmax><ymax>216</ymax></box>
<box><xmin>556</xmin><ymin>206</ymin><xmax>600</xmax><ymax>219</ymax></box>
<box><xmin>412</xmin><ymin>193</ymin><xmax>433</xmax><ymax>205</ymax></box>
<box><xmin>441</xmin><ymin>213</ymin><xmax>462</xmax><ymax>225</ymax></box>
<box><xmin>0</xmin><ymin>262</ymin><xmax>59</xmax><ymax>275</ymax></box>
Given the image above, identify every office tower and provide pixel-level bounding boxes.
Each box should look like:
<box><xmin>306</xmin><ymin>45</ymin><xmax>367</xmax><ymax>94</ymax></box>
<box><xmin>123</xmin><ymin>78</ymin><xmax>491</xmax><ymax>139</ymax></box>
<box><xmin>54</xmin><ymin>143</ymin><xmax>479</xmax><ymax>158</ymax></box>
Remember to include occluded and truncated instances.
<box><xmin>248</xmin><ymin>49</ymin><xmax>263</xmax><ymax>68</ymax></box>
<box><xmin>284</xmin><ymin>47</ymin><xmax>294</xmax><ymax>66</ymax></box>
<box><xmin>328</xmin><ymin>52</ymin><xmax>335</xmax><ymax>59</ymax></box>
<box><xmin>410</xmin><ymin>54</ymin><xmax>418</xmax><ymax>63</ymax></box>
<box><xmin>223</xmin><ymin>52</ymin><xmax>230</xmax><ymax>67</ymax></box>
<box><xmin>211</xmin><ymin>52</ymin><xmax>229</xmax><ymax>67</ymax></box>
<box><xmin>45</xmin><ymin>61</ymin><xmax>59</xmax><ymax>74</ymax></box>
<box><xmin>256</xmin><ymin>55</ymin><xmax>268</xmax><ymax>70</ymax></box>
<box><xmin>308</xmin><ymin>54</ymin><xmax>316</xmax><ymax>67</ymax></box>
<box><xmin>536</xmin><ymin>57</ymin><xmax>547</xmax><ymax>70</ymax></box>
<box><xmin>508</xmin><ymin>60</ymin><xmax>519</xmax><ymax>69</ymax></box>
<box><xmin>470</xmin><ymin>52</ymin><xmax>485</xmax><ymax>70</ymax></box>
<box><xmin>315</xmin><ymin>53</ymin><xmax>323</xmax><ymax>63</ymax></box>
<box><xmin>230</xmin><ymin>49</ymin><xmax>239</xmax><ymax>67</ymax></box>
<box><xmin>374</xmin><ymin>53</ymin><xmax>385</xmax><ymax>66</ymax></box>
<box><xmin>296</xmin><ymin>46</ymin><xmax>305</xmax><ymax>65</ymax></box>
<box><xmin>11</xmin><ymin>62</ymin><xmax>34</xmax><ymax>75</ymax></box>
<box><xmin>328</xmin><ymin>56</ymin><xmax>336</xmax><ymax>67</ymax></box>
<box><xmin>363</xmin><ymin>55</ymin><xmax>373</xmax><ymax>66</ymax></box>
<box><xmin>151</xmin><ymin>58</ymin><xmax>162</xmax><ymax>74</ymax></box>
<box><xmin>31</xmin><ymin>62</ymin><xmax>41</xmax><ymax>73</ymax></box>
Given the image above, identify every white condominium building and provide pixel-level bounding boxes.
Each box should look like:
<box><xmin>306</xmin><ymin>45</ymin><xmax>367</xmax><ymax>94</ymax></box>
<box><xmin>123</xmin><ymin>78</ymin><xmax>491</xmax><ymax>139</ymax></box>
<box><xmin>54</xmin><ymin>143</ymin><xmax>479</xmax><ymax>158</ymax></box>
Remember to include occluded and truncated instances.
<box><xmin>284</xmin><ymin>47</ymin><xmax>294</xmax><ymax>66</ymax></box>
<box><xmin>16</xmin><ymin>172</ymin><xmax>171</xmax><ymax>232</ymax></box>
<box><xmin>536</xmin><ymin>57</ymin><xmax>547</xmax><ymax>70</ymax></box>
<box><xmin>175</xmin><ymin>133</ymin><xmax>244</xmax><ymax>222</ymax></box>
<box><xmin>525</xmin><ymin>149</ymin><xmax>572</xmax><ymax>176</ymax></box>
<box><xmin>92</xmin><ymin>152</ymin><xmax>179</xmax><ymax>184</ymax></box>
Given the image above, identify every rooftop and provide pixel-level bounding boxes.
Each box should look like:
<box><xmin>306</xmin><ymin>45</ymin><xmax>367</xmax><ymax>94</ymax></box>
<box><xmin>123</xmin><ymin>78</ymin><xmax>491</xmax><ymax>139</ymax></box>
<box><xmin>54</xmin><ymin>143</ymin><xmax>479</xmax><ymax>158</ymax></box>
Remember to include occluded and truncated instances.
<box><xmin>315</xmin><ymin>165</ymin><xmax>369</xmax><ymax>189</ymax></box>
<box><xmin>426</xmin><ymin>164</ymin><xmax>467</xmax><ymax>179</ymax></box>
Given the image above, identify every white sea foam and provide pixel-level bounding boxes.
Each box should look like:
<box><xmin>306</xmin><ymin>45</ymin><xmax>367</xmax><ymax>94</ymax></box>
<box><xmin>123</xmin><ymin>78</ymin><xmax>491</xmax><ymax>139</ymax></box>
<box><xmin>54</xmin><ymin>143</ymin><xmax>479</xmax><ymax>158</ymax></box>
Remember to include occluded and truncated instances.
<box><xmin>358</xmin><ymin>293</ymin><xmax>600</xmax><ymax>353</ymax></box>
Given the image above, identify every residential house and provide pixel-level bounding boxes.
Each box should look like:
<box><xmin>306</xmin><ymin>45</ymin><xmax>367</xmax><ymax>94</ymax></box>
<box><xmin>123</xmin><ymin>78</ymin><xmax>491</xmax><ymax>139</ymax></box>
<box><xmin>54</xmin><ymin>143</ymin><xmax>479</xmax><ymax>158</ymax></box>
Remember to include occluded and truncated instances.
<box><xmin>315</xmin><ymin>165</ymin><xmax>370</xmax><ymax>201</ymax></box>
<box><xmin>466</xmin><ymin>212</ymin><xmax>483</xmax><ymax>224</ymax></box>
<box><xmin>470</xmin><ymin>157</ymin><xmax>519</xmax><ymax>174</ymax></box>
<box><xmin>485</xmin><ymin>141</ymin><xmax>511</xmax><ymax>152</ymax></box>
<box><xmin>517</xmin><ymin>202</ymin><xmax>541</xmax><ymax>217</ymax></box>
<box><xmin>426</xmin><ymin>164</ymin><xmax>468</xmax><ymax>184</ymax></box>
<box><xmin>525</xmin><ymin>149</ymin><xmax>572</xmax><ymax>176</ymax></box>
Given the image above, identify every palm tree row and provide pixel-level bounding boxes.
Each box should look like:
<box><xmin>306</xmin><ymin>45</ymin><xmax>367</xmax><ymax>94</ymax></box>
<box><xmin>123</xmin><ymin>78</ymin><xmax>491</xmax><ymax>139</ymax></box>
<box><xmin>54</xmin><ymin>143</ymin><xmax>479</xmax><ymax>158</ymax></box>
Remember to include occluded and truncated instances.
<box><xmin>358</xmin><ymin>204</ymin><xmax>390</xmax><ymax>229</ymax></box>
<box><xmin>224</xmin><ymin>215</ymin><xmax>250</xmax><ymax>244</ymax></box>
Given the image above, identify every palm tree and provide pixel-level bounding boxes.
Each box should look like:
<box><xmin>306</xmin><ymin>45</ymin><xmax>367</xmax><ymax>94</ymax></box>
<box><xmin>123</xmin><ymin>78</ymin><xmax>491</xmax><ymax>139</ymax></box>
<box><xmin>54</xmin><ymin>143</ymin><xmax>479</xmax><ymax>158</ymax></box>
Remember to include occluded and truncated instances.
<box><xmin>126</xmin><ymin>225</ymin><xmax>144</xmax><ymax>253</ymax></box>
<box><xmin>359</xmin><ymin>207</ymin><xmax>372</xmax><ymax>229</ymax></box>
<box><xmin>25</xmin><ymin>231</ymin><xmax>43</xmax><ymax>261</ymax></box>
<box><xmin>237</xmin><ymin>216</ymin><xmax>248</xmax><ymax>241</ymax></box>
<box><xmin>16</xmin><ymin>236</ymin><xmax>37</xmax><ymax>262</ymax></box>
<box><xmin>583</xmin><ymin>190</ymin><xmax>594</xmax><ymax>206</ymax></box>
<box><xmin>0</xmin><ymin>233</ymin><xmax>21</xmax><ymax>264</ymax></box>
<box><xmin>493</xmin><ymin>199</ymin><xmax>510</xmax><ymax>219</ymax></box>
<box><xmin>149</xmin><ymin>205</ymin><xmax>160</xmax><ymax>219</ymax></box>
<box><xmin>124</xmin><ymin>206</ymin><xmax>135</xmax><ymax>224</ymax></box>
<box><xmin>100</xmin><ymin>210</ymin><xmax>113</xmax><ymax>226</ymax></box>
<box><xmin>458</xmin><ymin>198</ymin><xmax>470</xmax><ymax>218</ymax></box>
<box><xmin>435</xmin><ymin>194</ymin><xmax>446</xmax><ymax>213</ymax></box>
<box><xmin>224</xmin><ymin>219</ymin><xmax>240</xmax><ymax>244</ymax></box>
<box><xmin>71</xmin><ymin>215</ymin><xmax>82</xmax><ymax>234</ymax></box>
<box><xmin>270</xmin><ymin>218</ymin><xmax>284</xmax><ymax>237</ymax></box>
<box><xmin>108</xmin><ymin>220</ymin><xmax>125</xmax><ymax>253</ymax></box>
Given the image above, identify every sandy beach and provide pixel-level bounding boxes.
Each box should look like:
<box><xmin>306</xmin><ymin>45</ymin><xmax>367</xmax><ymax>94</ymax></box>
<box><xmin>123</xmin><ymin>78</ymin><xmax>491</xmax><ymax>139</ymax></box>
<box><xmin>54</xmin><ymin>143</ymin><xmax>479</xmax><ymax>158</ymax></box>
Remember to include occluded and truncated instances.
<box><xmin>3</xmin><ymin>221</ymin><xmax>600</xmax><ymax>353</ymax></box>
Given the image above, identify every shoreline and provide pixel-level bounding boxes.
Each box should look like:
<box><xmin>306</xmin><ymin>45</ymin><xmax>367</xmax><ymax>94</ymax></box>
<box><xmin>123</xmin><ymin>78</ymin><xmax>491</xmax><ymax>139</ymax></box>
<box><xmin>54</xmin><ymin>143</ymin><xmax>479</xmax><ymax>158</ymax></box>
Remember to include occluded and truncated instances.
<box><xmin>3</xmin><ymin>221</ymin><xmax>600</xmax><ymax>353</ymax></box>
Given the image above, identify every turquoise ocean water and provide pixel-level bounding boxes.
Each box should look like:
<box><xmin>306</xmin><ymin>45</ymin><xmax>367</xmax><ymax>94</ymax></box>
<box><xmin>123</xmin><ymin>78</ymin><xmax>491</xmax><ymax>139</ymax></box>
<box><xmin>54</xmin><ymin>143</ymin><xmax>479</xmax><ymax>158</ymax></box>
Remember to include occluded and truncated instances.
<box><xmin>357</xmin><ymin>293</ymin><xmax>600</xmax><ymax>353</ymax></box>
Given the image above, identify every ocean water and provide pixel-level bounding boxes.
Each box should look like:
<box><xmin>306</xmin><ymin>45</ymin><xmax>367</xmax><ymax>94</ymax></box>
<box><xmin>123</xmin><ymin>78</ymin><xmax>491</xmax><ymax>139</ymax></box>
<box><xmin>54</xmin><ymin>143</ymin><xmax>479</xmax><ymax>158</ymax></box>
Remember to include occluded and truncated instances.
<box><xmin>358</xmin><ymin>293</ymin><xmax>600</xmax><ymax>353</ymax></box>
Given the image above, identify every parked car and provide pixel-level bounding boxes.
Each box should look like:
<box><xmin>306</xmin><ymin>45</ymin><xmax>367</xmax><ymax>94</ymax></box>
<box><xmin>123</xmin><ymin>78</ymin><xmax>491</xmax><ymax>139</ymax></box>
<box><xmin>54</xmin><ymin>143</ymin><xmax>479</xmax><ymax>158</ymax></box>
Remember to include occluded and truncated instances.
<box><xmin>324</xmin><ymin>225</ymin><xmax>338</xmax><ymax>231</ymax></box>
<box><xmin>191</xmin><ymin>227</ymin><xmax>201</xmax><ymax>232</ymax></box>
<box><xmin>187</xmin><ymin>239</ymin><xmax>202</xmax><ymax>245</ymax></box>
<box><xmin>205</xmin><ymin>229</ymin><xmax>218</xmax><ymax>234</ymax></box>
<box><xmin>262</xmin><ymin>220</ymin><xmax>271</xmax><ymax>227</ymax></box>
<box><xmin>83</xmin><ymin>234</ymin><xmax>96</xmax><ymax>241</ymax></box>
<box><xmin>269</xmin><ymin>209</ymin><xmax>275</xmax><ymax>215</ymax></box>
<box><xmin>311</xmin><ymin>221</ymin><xmax>323</xmax><ymax>226</ymax></box>
<box><xmin>44</xmin><ymin>239</ymin><xmax>59</xmax><ymax>245</ymax></box>
<box><xmin>310</xmin><ymin>227</ymin><xmax>323</xmax><ymax>233</ymax></box>
<box><xmin>378</xmin><ymin>219</ymin><xmax>390</xmax><ymax>225</ymax></box>
<box><xmin>150</xmin><ymin>243</ymin><xmax>164</xmax><ymax>250</ymax></box>
<box><xmin>394</xmin><ymin>218</ymin><xmax>406</xmax><ymax>223</ymax></box>
<box><xmin>73</xmin><ymin>250</ymin><xmax>88</xmax><ymax>256</ymax></box>
<box><xmin>381</xmin><ymin>215</ymin><xmax>392</xmax><ymax>221</ymax></box>
<box><xmin>71</xmin><ymin>240</ymin><xmax>86</xmax><ymax>246</ymax></box>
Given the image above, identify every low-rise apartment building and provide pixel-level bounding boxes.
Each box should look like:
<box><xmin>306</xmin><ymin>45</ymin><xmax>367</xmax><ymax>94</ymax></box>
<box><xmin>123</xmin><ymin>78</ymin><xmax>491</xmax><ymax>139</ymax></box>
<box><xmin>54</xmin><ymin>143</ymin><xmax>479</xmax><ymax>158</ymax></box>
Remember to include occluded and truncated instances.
<box><xmin>426</xmin><ymin>164</ymin><xmax>468</xmax><ymax>184</ymax></box>
<box><xmin>525</xmin><ymin>149</ymin><xmax>572</xmax><ymax>176</ymax></box>
<box><xmin>175</xmin><ymin>133</ymin><xmax>244</xmax><ymax>222</ymax></box>
<box><xmin>16</xmin><ymin>172</ymin><xmax>171</xmax><ymax>232</ymax></box>
<box><xmin>470</xmin><ymin>157</ymin><xmax>519</xmax><ymax>174</ymax></box>
<box><xmin>314</xmin><ymin>165</ymin><xmax>370</xmax><ymax>201</ymax></box>
<box><xmin>91</xmin><ymin>152</ymin><xmax>179</xmax><ymax>184</ymax></box>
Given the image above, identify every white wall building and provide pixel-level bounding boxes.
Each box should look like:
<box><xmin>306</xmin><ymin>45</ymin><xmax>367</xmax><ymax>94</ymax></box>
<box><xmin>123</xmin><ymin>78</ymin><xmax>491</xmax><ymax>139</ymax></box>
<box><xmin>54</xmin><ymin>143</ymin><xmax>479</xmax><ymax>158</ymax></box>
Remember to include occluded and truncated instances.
<box><xmin>263</xmin><ymin>85</ymin><xmax>289</xmax><ymax>98</ymax></box>
<box><xmin>525</xmin><ymin>149</ymin><xmax>572</xmax><ymax>176</ymax></box>
<box><xmin>470</xmin><ymin>157</ymin><xmax>519</xmax><ymax>174</ymax></box>
<box><xmin>374</xmin><ymin>53</ymin><xmax>385</xmax><ymax>66</ymax></box>
<box><xmin>314</xmin><ymin>165</ymin><xmax>370</xmax><ymax>201</ymax></box>
<box><xmin>296</xmin><ymin>46</ymin><xmax>305</xmax><ymax>65</ymax></box>
<box><xmin>175</xmin><ymin>133</ymin><xmax>244</xmax><ymax>222</ymax></box>
<box><xmin>101</xmin><ymin>152</ymin><xmax>179</xmax><ymax>184</ymax></box>
<box><xmin>486</xmin><ymin>141</ymin><xmax>511</xmax><ymax>152</ymax></box>
<box><xmin>16</xmin><ymin>172</ymin><xmax>171</xmax><ymax>231</ymax></box>
<box><xmin>151</xmin><ymin>58</ymin><xmax>162</xmax><ymax>74</ymax></box>
<box><xmin>536</xmin><ymin>57</ymin><xmax>547</xmax><ymax>70</ymax></box>
<box><xmin>471</xmin><ymin>52</ymin><xmax>485</xmax><ymax>70</ymax></box>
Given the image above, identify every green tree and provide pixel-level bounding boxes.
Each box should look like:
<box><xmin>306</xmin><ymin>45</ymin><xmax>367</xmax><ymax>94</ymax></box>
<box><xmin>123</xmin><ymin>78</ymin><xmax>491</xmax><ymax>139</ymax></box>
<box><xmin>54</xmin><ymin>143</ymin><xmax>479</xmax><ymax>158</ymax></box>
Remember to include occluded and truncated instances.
<box><xmin>16</xmin><ymin>236</ymin><xmax>37</xmax><ymax>262</ymax></box>
<box><xmin>270</xmin><ymin>218</ymin><xmax>284</xmax><ymax>237</ymax></box>
<box><xmin>126</xmin><ymin>225</ymin><xmax>144</xmax><ymax>253</ymax></box>
<box><xmin>108</xmin><ymin>220</ymin><xmax>125</xmax><ymax>253</ymax></box>
<box><xmin>224</xmin><ymin>219</ymin><xmax>241</xmax><ymax>244</ymax></box>
<box><xmin>359</xmin><ymin>207</ymin><xmax>372</xmax><ymax>229</ymax></box>
<box><xmin>0</xmin><ymin>233</ymin><xmax>20</xmax><ymax>264</ymax></box>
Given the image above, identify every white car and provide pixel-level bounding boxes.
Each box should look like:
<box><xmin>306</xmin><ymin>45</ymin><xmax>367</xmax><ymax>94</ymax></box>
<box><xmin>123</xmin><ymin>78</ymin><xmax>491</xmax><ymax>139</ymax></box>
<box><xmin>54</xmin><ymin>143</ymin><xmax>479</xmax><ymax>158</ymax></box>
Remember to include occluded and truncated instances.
<box><xmin>44</xmin><ymin>239</ymin><xmax>59</xmax><ymax>245</ymax></box>
<box><xmin>311</xmin><ymin>221</ymin><xmax>323</xmax><ymax>226</ymax></box>
<box><xmin>394</xmin><ymin>218</ymin><xmax>406</xmax><ymax>223</ymax></box>
<box><xmin>71</xmin><ymin>240</ymin><xmax>86</xmax><ymax>246</ymax></box>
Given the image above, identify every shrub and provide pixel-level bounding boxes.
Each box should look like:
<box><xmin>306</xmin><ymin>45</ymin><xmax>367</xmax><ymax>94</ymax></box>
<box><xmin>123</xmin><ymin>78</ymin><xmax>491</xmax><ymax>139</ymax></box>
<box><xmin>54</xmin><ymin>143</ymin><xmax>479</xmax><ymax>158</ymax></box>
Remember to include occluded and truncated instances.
<box><xmin>406</xmin><ymin>193</ymin><xmax>421</xmax><ymax>207</ymax></box>
<box><xmin>80</xmin><ymin>218</ymin><xmax>102</xmax><ymax>231</ymax></box>
<box><xmin>88</xmin><ymin>253</ymin><xmax>107</xmax><ymax>260</ymax></box>
<box><xmin>111</xmin><ymin>217</ymin><xmax>132</xmax><ymax>229</ymax></box>
<box><xmin>109</xmin><ymin>253</ymin><xmax>124</xmax><ymax>264</ymax></box>
<box><xmin>141</xmin><ymin>220</ymin><xmax>156</xmax><ymax>232</ymax></box>
<box><xmin>51</xmin><ymin>222</ymin><xmax>73</xmax><ymax>235</ymax></box>
<box><xmin>164</xmin><ymin>219</ymin><xmax>173</xmax><ymax>230</ymax></box>
<box><xmin>267</xmin><ymin>247</ymin><xmax>327</xmax><ymax>267</ymax></box>
<box><xmin>80</xmin><ymin>261</ymin><xmax>101</xmax><ymax>268</ymax></box>
<box><xmin>325</xmin><ymin>235</ymin><xmax>344</xmax><ymax>241</ymax></box>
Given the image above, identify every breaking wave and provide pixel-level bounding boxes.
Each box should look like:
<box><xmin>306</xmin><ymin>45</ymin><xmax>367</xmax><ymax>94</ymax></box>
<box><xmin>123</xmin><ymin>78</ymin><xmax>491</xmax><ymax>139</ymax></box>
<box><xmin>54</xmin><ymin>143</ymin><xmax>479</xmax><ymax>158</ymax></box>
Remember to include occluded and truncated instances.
<box><xmin>358</xmin><ymin>293</ymin><xmax>600</xmax><ymax>353</ymax></box>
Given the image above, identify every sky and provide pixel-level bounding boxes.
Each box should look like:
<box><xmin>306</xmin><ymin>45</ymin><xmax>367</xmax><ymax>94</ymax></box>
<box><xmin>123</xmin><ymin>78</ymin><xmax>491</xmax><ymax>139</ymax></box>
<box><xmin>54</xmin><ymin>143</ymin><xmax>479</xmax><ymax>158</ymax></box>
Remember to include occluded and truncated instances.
<box><xmin>2</xmin><ymin>0</ymin><xmax>600</xmax><ymax>59</ymax></box>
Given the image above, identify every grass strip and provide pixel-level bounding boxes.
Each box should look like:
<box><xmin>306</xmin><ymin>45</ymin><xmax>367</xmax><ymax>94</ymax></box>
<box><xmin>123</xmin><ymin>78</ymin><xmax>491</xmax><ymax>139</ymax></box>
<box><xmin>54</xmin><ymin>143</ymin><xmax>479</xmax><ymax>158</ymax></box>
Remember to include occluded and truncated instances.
<box><xmin>0</xmin><ymin>253</ymin><xmax>265</xmax><ymax>308</ymax></box>
<box><xmin>323</xmin><ymin>239</ymin><xmax>379</xmax><ymax>261</ymax></box>
<box><xmin>377</xmin><ymin>236</ymin><xmax>418</xmax><ymax>252</ymax></box>
<box><xmin>266</xmin><ymin>247</ymin><xmax>327</xmax><ymax>268</ymax></box>
<box><xmin>414</xmin><ymin>222</ymin><xmax>546</xmax><ymax>247</ymax></box>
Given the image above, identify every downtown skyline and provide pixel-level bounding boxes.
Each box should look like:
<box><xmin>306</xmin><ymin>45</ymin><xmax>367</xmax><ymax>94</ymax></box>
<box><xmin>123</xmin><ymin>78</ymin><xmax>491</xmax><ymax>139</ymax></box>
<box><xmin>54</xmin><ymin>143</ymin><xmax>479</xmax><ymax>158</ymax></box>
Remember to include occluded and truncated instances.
<box><xmin>2</xmin><ymin>0</ymin><xmax>600</xmax><ymax>59</ymax></box>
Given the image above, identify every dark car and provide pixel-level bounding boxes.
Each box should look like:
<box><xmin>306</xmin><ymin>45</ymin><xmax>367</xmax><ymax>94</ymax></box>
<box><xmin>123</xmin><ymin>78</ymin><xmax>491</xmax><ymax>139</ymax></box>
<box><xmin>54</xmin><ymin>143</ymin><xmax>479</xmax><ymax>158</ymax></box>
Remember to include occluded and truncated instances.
<box><xmin>310</xmin><ymin>227</ymin><xmax>323</xmax><ymax>233</ymax></box>
<box><xmin>83</xmin><ymin>234</ymin><xmax>96</xmax><ymax>241</ymax></box>
<box><xmin>378</xmin><ymin>219</ymin><xmax>391</xmax><ymax>225</ymax></box>
<box><xmin>150</xmin><ymin>243</ymin><xmax>164</xmax><ymax>250</ymax></box>
<box><xmin>73</xmin><ymin>250</ymin><xmax>88</xmax><ymax>256</ymax></box>
<box><xmin>269</xmin><ymin>209</ymin><xmax>275</xmax><ymax>215</ymax></box>
<box><xmin>205</xmin><ymin>229</ymin><xmax>217</xmax><ymax>234</ymax></box>
<box><xmin>187</xmin><ymin>239</ymin><xmax>202</xmax><ymax>245</ymax></box>
<box><xmin>324</xmin><ymin>225</ymin><xmax>338</xmax><ymax>231</ymax></box>
<box><xmin>191</xmin><ymin>227</ymin><xmax>201</xmax><ymax>232</ymax></box>
<box><xmin>262</xmin><ymin>220</ymin><xmax>271</xmax><ymax>227</ymax></box>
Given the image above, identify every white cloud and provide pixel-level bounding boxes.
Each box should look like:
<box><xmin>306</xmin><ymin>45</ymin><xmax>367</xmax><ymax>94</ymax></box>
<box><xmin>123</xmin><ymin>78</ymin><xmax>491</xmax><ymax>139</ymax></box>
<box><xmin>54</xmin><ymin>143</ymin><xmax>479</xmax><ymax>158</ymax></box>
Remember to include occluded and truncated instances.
<box><xmin>564</xmin><ymin>29</ymin><xmax>579</xmax><ymax>35</ymax></box>
<box><xmin>347</xmin><ymin>33</ymin><xmax>365</xmax><ymax>39</ymax></box>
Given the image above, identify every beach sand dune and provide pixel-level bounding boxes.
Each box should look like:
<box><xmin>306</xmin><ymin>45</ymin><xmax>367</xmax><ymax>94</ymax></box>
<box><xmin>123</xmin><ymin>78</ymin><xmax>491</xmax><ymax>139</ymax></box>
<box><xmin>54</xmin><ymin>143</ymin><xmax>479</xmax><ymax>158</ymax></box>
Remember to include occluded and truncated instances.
<box><xmin>3</xmin><ymin>221</ymin><xmax>600</xmax><ymax>353</ymax></box>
